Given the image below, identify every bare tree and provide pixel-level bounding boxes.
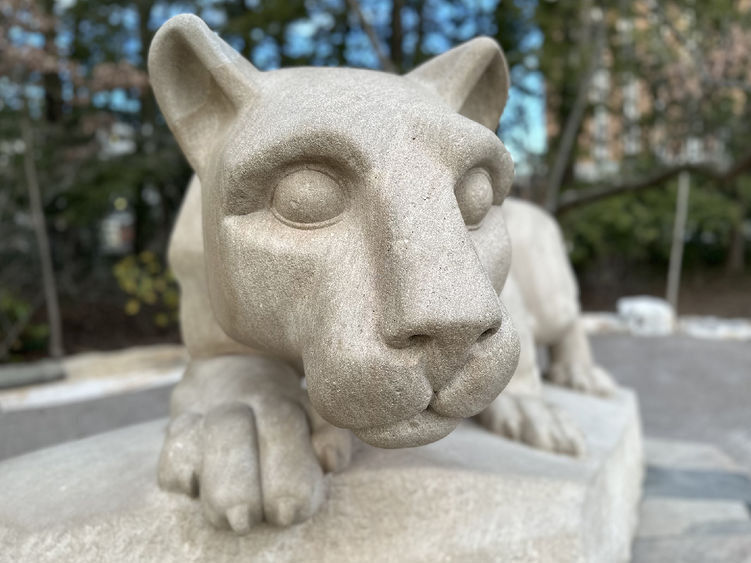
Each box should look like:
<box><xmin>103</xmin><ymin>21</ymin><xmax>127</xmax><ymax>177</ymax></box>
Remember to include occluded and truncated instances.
<box><xmin>345</xmin><ymin>0</ymin><xmax>397</xmax><ymax>73</ymax></box>
<box><xmin>21</xmin><ymin>114</ymin><xmax>64</xmax><ymax>358</ymax></box>
<box><xmin>544</xmin><ymin>6</ymin><xmax>604</xmax><ymax>211</ymax></box>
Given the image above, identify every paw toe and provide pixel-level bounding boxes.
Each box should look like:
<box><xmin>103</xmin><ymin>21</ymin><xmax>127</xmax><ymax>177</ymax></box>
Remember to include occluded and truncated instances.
<box><xmin>264</xmin><ymin>495</ymin><xmax>310</xmax><ymax>527</ymax></box>
<box><xmin>158</xmin><ymin>411</ymin><xmax>202</xmax><ymax>497</ymax></box>
<box><xmin>477</xmin><ymin>395</ymin><xmax>523</xmax><ymax>440</ymax></box>
<box><xmin>552</xmin><ymin>409</ymin><xmax>587</xmax><ymax>457</ymax></box>
<box><xmin>226</xmin><ymin>504</ymin><xmax>255</xmax><ymax>535</ymax></box>
<box><xmin>485</xmin><ymin>395</ymin><xmax>586</xmax><ymax>458</ymax></box>
<box><xmin>200</xmin><ymin>403</ymin><xmax>264</xmax><ymax>531</ymax></box>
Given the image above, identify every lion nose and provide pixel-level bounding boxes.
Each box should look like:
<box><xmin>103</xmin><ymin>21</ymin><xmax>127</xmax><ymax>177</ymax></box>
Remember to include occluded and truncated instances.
<box><xmin>384</xmin><ymin>308</ymin><xmax>501</xmax><ymax>351</ymax></box>
<box><xmin>383</xmin><ymin>290</ymin><xmax>502</xmax><ymax>392</ymax></box>
<box><xmin>380</xmin><ymin>222</ymin><xmax>504</xmax><ymax>389</ymax></box>
<box><xmin>376</xmin><ymin>166</ymin><xmax>504</xmax><ymax>387</ymax></box>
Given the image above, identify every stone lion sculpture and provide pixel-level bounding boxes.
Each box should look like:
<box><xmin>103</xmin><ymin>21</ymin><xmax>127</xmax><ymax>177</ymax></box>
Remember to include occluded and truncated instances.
<box><xmin>149</xmin><ymin>14</ymin><xmax>613</xmax><ymax>534</ymax></box>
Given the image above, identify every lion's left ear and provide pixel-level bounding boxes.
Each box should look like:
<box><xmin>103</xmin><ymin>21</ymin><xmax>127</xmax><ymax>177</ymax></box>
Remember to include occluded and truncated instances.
<box><xmin>406</xmin><ymin>37</ymin><xmax>510</xmax><ymax>131</ymax></box>
<box><xmin>148</xmin><ymin>14</ymin><xmax>262</xmax><ymax>175</ymax></box>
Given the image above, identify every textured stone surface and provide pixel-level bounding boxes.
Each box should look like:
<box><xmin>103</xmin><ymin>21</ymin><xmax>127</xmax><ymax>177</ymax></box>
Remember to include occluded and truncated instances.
<box><xmin>144</xmin><ymin>11</ymin><xmax>637</xmax><ymax>534</ymax></box>
<box><xmin>152</xmin><ymin>13</ymin><xmax>520</xmax><ymax>449</ymax></box>
<box><xmin>0</xmin><ymin>386</ymin><xmax>642</xmax><ymax>563</ymax></box>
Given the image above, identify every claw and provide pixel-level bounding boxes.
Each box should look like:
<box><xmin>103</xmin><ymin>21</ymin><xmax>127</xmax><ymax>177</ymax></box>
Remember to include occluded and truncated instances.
<box><xmin>267</xmin><ymin>496</ymin><xmax>301</xmax><ymax>527</ymax></box>
<box><xmin>158</xmin><ymin>412</ymin><xmax>202</xmax><ymax>496</ymax></box>
<box><xmin>226</xmin><ymin>505</ymin><xmax>253</xmax><ymax>535</ymax></box>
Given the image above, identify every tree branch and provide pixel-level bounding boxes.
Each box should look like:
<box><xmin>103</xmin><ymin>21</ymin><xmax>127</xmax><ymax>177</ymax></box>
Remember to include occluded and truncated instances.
<box><xmin>557</xmin><ymin>147</ymin><xmax>751</xmax><ymax>213</ymax></box>
<box><xmin>345</xmin><ymin>0</ymin><xmax>397</xmax><ymax>73</ymax></box>
<box><xmin>544</xmin><ymin>9</ymin><xmax>605</xmax><ymax>211</ymax></box>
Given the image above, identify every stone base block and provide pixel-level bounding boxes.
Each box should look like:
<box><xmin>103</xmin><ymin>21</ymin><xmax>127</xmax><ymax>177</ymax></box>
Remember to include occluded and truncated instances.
<box><xmin>0</xmin><ymin>386</ymin><xmax>643</xmax><ymax>563</ymax></box>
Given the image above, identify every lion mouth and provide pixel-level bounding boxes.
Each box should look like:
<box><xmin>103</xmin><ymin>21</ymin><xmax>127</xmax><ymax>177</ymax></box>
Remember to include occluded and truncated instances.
<box><xmin>352</xmin><ymin>407</ymin><xmax>460</xmax><ymax>448</ymax></box>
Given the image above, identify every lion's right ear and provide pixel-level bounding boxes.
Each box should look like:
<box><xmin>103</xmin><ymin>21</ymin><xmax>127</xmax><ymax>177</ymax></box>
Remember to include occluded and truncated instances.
<box><xmin>406</xmin><ymin>37</ymin><xmax>509</xmax><ymax>132</ymax></box>
<box><xmin>148</xmin><ymin>14</ymin><xmax>261</xmax><ymax>175</ymax></box>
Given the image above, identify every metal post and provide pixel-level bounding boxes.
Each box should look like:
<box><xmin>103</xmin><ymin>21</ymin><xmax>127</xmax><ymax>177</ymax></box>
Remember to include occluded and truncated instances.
<box><xmin>666</xmin><ymin>171</ymin><xmax>690</xmax><ymax>310</ymax></box>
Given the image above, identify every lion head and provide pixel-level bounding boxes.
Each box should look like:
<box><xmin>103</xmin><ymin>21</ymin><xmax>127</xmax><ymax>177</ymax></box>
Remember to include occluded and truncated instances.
<box><xmin>150</xmin><ymin>15</ymin><xmax>520</xmax><ymax>448</ymax></box>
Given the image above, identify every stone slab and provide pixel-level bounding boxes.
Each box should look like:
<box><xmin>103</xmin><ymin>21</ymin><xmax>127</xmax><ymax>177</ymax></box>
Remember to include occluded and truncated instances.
<box><xmin>644</xmin><ymin>437</ymin><xmax>744</xmax><ymax>473</ymax></box>
<box><xmin>591</xmin><ymin>333</ymin><xmax>751</xmax><ymax>472</ymax></box>
<box><xmin>633</xmin><ymin>534</ymin><xmax>751</xmax><ymax>563</ymax></box>
<box><xmin>637</xmin><ymin>498</ymin><xmax>751</xmax><ymax>538</ymax></box>
<box><xmin>634</xmin><ymin>436</ymin><xmax>751</xmax><ymax>563</ymax></box>
<box><xmin>644</xmin><ymin>466</ymin><xmax>751</xmax><ymax>502</ymax></box>
<box><xmin>0</xmin><ymin>386</ymin><xmax>642</xmax><ymax>563</ymax></box>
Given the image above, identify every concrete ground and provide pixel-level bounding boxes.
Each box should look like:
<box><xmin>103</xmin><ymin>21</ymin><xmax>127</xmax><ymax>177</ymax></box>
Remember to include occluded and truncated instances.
<box><xmin>0</xmin><ymin>384</ymin><xmax>174</xmax><ymax>461</ymax></box>
<box><xmin>591</xmin><ymin>334</ymin><xmax>751</xmax><ymax>472</ymax></box>
<box><xmin>635</xmin><ymin>438</ymin><xmax>751</xmax><ymax>562</ymax></box>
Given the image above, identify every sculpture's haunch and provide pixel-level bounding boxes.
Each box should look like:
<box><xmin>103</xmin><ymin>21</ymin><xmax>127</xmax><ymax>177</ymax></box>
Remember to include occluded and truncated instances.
<box><xmin>150</xmin><ymin>14</ymin><xmax>521</xmax><ymax>532</ymax></box>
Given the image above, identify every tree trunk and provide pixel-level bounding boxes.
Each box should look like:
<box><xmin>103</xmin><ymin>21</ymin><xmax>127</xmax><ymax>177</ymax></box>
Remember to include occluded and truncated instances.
<box><xmin>545</xmin><ymin>7</ymin><xmax>603</xmax><ymax>213</ymax></box>
<box><xmin>726</xmin><ymin>197</ymin><xmax>747</xmax><ymax>274</ymax></box>
<box><xmin>40</xmin><ymin>0</ymin><xmax>63</xmax><ymax>123</ymax></box>
<box><xmin>21</xmin><ymin>116</ymin><xmax>64</xmax><ymax>358</ymax></box>
<box><xmin>346</xmin><ymin>0</ymin><xmax>396</xmax><ymax>72</ymax></box>
<box><xmin>666</xmin><ymin>172</ymin><xmax>691</xmax><ymax>311</ymax></box>
<box><xmin>135</xmin><ymin>0</ymin><xmax>157</xmax><ymax>253</ymax></box>
<box><xmin>390</xmin><ymin>0</ymin><xmax>404</xmax><ymax>72</ymax></box>
<box><xmin>137</xmin><ymin>0</ymin><xmax>157</xmax><ymax>126</ymax></box>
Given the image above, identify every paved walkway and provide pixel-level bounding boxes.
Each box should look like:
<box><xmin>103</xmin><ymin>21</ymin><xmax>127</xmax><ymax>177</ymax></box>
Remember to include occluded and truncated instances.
<box><xmin>635</xmin><ymin>438</ymin><xmax>751</xmax><ymax>562</ymax></box>
<box><xmin>593</xmin><ymin>334</ymin><xmax>751</xmax><ymax>561</ymax></box>
<box><xmin>592</xmin><ymin>334</ymin><xmax>751</xmax><ymax>472</ymax></box>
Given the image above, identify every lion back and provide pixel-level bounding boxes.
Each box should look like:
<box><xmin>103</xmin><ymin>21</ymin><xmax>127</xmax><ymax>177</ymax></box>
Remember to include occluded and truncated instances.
<box><xmin>503</xmin><ymin>197</ymin><xmax>579</xmax><ymax>345</ymax></box>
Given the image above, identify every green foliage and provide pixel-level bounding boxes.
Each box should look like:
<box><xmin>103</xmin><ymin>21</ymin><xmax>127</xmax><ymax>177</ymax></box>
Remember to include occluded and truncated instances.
<box><xmin>0</xmin><ymin>290</ymin><xmax>49</xmax><ymax>359</ymax></box>
<box><xmin>112</xmin><ymin>252</ymin><xmax>179</xmax><ymax>329</ymax></box>
<box><xmin>561</xmin><ymin>178</ymin><xmax>743</xmax><ymax>271</ymax></box>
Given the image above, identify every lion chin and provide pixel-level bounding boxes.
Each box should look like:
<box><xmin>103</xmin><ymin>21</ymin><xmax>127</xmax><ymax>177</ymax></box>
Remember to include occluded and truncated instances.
<box><xmin>352</xmin><ymin>408</ymin><xmax>461</xmax><ymax>449</ymax></box>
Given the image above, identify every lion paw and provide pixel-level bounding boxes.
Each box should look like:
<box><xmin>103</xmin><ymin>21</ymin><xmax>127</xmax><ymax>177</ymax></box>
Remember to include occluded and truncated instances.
<box><xmin>477</xmin><ymin>394</ymin><xmax>586</xmax><ymax>457</ymax></box>
<box><xmin>158</xmin><ymin>397</ymin><xmax>348</xmax><ymax>533</ymax></box>
<box><xmin>547</xmin><ymin>362</ymin><xmax>617</xmax><ymax>397</ymax></box>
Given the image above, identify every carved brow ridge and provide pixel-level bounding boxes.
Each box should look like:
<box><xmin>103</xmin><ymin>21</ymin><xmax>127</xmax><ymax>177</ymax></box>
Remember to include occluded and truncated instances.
<box><xmin>225</xmin><ymin>115</ymin><xmax>508</xmax><ymax>194</ymax></box>
<box><xmin>227</xmin><ymin>129</ymin><xmax>372</xmax><ymax>181</ymax></box>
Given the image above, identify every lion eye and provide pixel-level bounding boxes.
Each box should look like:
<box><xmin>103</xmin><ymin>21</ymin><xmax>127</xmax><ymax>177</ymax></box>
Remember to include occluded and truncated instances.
<box><xmin>455</xmin><ymin>169</ymin><xmax>493</xmax><ymax>229</ymax></box>
<box><xmin>272</xmin><ymin>168</ymin><xmax>347</xmax><ymax>227</ymax></box>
